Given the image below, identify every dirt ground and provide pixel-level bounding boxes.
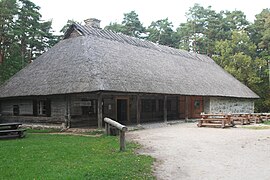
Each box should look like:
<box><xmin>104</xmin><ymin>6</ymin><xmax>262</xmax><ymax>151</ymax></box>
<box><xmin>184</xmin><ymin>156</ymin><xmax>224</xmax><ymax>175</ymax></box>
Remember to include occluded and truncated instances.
<box><xmin>127</xmin><ymin>123</ymin><xmax>270</xmax><ymax>180</ymax></box>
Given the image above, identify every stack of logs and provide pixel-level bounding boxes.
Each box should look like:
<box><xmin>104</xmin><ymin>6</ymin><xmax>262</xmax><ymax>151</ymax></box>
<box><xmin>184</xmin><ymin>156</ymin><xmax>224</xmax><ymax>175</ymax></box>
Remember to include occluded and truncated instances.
<box><xmin>198</xmin><ymin>113</ymin><xmax>270</xmax><ymax>128</ymax></box>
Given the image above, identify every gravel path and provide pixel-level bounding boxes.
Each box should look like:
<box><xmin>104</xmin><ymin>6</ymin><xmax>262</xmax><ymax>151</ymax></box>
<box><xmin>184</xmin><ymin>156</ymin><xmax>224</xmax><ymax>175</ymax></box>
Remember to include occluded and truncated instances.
<box><xmin>127</xmin><ymin>123</ymin><xmax>270</xmax><ymax>180</ymax></box>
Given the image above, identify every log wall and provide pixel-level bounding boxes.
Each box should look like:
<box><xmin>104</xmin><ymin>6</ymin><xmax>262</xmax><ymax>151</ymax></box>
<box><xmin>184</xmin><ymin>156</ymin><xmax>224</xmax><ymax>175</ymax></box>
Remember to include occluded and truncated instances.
<box><xmin>0</xmin><ymin>96</ymin><xmax>66</xmax><ymax>125</ymax></box>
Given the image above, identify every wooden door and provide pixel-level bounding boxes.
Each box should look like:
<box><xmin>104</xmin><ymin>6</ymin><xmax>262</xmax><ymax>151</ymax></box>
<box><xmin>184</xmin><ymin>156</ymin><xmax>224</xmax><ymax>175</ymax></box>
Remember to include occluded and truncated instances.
<box><xmin>189</xmin><ymin>96</ymin><xmax>203</xmax><ymax>118</ymax></box>
<box><xmin>116</xmin><ymin>97</ymin><xmax>129</xmax><ymax>123</ymax></box>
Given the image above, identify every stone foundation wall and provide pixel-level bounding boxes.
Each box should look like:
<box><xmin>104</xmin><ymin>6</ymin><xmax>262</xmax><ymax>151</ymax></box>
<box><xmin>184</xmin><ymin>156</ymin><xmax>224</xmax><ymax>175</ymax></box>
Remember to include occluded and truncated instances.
<box><xmin>209</xmin><ymin>97</ymin><xmax>254</xmax><ymax>114</ymax></box>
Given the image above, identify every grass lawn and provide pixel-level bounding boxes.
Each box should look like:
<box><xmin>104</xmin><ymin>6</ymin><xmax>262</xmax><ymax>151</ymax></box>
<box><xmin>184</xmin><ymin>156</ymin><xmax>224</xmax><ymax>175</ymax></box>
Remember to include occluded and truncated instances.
<box><xmin>0</xmin><ymin>133</ymin><xmax>154</xmax><ymax>180</ymax></box>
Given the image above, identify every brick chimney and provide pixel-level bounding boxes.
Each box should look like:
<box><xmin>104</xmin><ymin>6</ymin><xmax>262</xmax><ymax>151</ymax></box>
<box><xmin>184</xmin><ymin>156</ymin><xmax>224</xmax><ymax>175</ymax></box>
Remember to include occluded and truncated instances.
<box><xmin>84</xmin><ymin>18</ymin><xmax>101</xmax><ymax>28</ymax></box>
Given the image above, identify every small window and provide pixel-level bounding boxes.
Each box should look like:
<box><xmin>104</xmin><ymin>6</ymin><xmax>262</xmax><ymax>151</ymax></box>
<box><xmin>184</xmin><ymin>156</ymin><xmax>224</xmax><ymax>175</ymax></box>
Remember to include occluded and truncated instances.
<box><xmin>194</xmin><ymin>100</ymin><xmax>200</xmax><ymax>109</ymax></box>
<box><xmin>33</xmin><ymin>99</ymin><xmax>51</xmax><ymax>116</ymax></box>
<box><xmin>81</xmin><ymin>99</ymin><xmax>96</xmax><ymax>116</ymax></box>
<box><xmin>13</xmin><ymin>105</ymin><xmax>20</xmax><ymax>116</ymax></box>
<box><xmin>38</xmin><ymin>100</ymin><xmax>47</xmax><ymax>115</ymax></box>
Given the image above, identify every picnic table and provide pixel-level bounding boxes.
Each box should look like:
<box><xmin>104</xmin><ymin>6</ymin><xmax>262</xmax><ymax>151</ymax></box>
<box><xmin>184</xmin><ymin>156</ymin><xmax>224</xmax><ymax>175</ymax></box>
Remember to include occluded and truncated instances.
<box><xmin>258</xmin><ymin>113</ymin><xmax>270</xmax><ymax>122</ymax></box>
<box><xmin>249</xmin><ymin>113</ymin><xmax>263</xmax><ymax>124</ymax></box>
<box><xmin>231</xmin><ymin>113</ymin><xmax>250</xmax><ymax>125</ymax></box>
<box><xmin>0</xmin><ymin>122</ymin><xmax>26</xmax><ymax>139</ymax></box>
<box><xmin>198</xmin><ymin>113</ymin><xmax>234</xmax><ymax>128</ymax></box>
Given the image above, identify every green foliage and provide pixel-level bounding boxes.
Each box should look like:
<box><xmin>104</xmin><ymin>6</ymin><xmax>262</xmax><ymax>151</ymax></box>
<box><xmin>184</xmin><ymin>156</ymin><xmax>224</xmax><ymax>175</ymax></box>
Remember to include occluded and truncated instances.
<box><xmin>214</xmin><ymin>31</ymin><xmax>264</xmax><ymax>85</ymax></box>
<box><xmin>105</xmin><ymin>22</ymin><xmax>124</xmax><ymax>33</ymax></box>
<box><xmin>176</xmin><ymin>4</ymin><xmax>249</xmax><ymax>56</ymax></box>
<box><xmin>177</xmin><ymin>4</ymin><xmax>224</xmax><ymax>55</ymax></box>
<box><xmin>105</xmin><ymin>11</ymin><xmax>145</xmax><ymax>38</ymax></box>
<box><xmin>146</xmin><ymin>18</ymin><xmax>178</xmax><ymax>47</ymax></box>
<box><xmin>122</xmin><ymin>11</ymin><xmax>145</xmax><ymax>37</ymax></box>
<box><xmin>0</xmin><ymin>0</ymin><xmax>58</xmax><ymax>84</ymax></box>
<box><xmin>0</xmin><ymin>134</ymin><xmax>154</xmax><ymax>179</ymax></box>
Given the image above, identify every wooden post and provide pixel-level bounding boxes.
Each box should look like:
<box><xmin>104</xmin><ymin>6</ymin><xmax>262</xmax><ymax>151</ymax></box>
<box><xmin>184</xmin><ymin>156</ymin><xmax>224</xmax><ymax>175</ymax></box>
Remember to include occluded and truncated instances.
<box><xmin>97</xmin><ymin>93</ymin><xmax>103</xmax><ymax>129</ymax></box>
<box><xmin>164</xmin><ymin>95</ymin><xmax>167</xmax><ymax>123</ymax></box>
<box><xmin>104</xmin><ymin>117</ymin><xmax>127</xmax><ymax>151</ymax></box>
<box><xmin>105</xmin><ymin>123</ymin><xmax>108</xmax><ymax>135</ymax></box>
<box><xmin>136</xmin><ymin>95</ymin><xmax>141</xmax><ymax>125</ymax></box>
<box><xmin>120</xmin><ymin>131</ymin><xmax>126</xmax><ymax>151</ymax></box>
<box><xmin>66</xmin><ymin>95</ymin><xmax>71</xmax><ymax>128</ymax></box>
<box><xmin>185</xmin><ymin>96</ymin><xmax>189</xmax><ymax>122</ymax></box>
<box><xmin>247</xmin><ymin>114</ymin><xmax>251</xmax><ymax>124</ymax></box>
<box><xmin>228</xmin><ymin>114</ymin><xmax>233</xmax><ymax>126</ymax></box>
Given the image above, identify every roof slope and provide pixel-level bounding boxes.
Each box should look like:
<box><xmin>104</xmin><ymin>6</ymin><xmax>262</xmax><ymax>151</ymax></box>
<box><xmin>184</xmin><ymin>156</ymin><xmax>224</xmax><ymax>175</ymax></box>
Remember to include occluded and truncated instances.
<box><xmin>0</xmin><ymin>23</ymin><xmax>259</xmax><ymax>98</ymax></box>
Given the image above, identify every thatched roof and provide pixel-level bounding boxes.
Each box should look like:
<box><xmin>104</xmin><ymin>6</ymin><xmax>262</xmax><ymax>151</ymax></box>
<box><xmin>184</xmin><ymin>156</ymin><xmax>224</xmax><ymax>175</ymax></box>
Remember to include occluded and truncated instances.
<box><xmin>0</xmin><ymin>23</ymin><xmax>258</xmax><ymax>98</ymax></box>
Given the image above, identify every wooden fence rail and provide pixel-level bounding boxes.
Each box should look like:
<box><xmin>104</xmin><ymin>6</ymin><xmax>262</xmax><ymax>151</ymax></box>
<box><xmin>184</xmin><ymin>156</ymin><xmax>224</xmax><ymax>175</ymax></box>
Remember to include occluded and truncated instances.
<box><xmin>104</xmin><ymin>117</ymin><xmax>128</xmax><ymax>151</ymax></box>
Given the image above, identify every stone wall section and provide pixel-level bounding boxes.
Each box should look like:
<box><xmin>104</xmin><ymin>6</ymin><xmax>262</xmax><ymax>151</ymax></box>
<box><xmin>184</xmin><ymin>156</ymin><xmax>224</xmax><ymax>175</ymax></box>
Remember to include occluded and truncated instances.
<box><xmin>209</xmin><ymin>97</ymin><xmax>254</xmax><ymax>114</ymax></box>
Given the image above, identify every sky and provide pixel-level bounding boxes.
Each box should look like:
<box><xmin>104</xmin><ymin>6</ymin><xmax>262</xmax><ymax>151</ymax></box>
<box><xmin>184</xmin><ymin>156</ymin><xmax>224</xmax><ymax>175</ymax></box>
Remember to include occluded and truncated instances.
<box><xmin>31</xmin><ymin>0</ymin><xmax>270</xmax><ymax>34</ymax></box>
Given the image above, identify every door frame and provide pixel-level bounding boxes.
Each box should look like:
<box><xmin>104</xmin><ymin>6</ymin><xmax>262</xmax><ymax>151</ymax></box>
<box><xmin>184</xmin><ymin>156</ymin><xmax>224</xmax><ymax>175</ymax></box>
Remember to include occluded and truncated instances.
<box><xmin>115</xmin><ymin>96</ymin><xmax>130</xmax><ymax>123</ymax></box>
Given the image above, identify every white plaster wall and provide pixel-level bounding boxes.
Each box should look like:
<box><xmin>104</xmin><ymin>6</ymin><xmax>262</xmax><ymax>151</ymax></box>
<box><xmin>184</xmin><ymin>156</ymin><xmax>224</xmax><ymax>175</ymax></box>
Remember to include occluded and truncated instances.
<box><xmin>209</xmin><ymin>97</ymin><xmax>254</xmax><ymax>114</ymax></box>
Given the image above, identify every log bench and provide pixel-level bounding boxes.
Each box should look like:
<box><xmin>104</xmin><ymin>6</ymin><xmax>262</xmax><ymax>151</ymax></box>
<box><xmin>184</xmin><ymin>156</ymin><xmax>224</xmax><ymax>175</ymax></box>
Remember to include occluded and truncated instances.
<box><xmin>0</xmin><ymin>123</ymin><xmax>26</xmax><ymax>139</ymax></box>
<box><xmin>259</xmin><ymin>113</ymin><xmax>270</xmax><ymax>122</ymax></box>
<box><xmin>0</xmin><ymin>129</ymin><xmax>26</xmax><ymax>138</ymax></box>
<box><xmin>198</xmin><ymin>113</ymin><xmax>234</xmax><ymax>128</ymax></box>
<box><xmin>231</xmin><ymin>113</ymin><xmax>250</xmax><ymax>125</ymax></box>
<box><xmin>249</xmin><ymin>113</ymin><xmax>263</xmax><ymax>124</ymax></box>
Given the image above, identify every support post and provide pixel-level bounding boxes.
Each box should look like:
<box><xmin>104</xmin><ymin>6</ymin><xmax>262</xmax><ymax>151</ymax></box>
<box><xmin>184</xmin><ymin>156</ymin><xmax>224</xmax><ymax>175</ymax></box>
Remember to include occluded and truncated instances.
<box><xmin>136</xmin><ymin>95</ymin><xmax>141</xmax><ymax>125</ymax></box>
<box><xmin>120</xmin><ymin>131</ymin><xmax>126</xmax><ymax>151</ymax></box>
<box><xmin>97</xmin><ymin>93</ymin><xmax>103</xmax><ymax>129</ymax></box>
<box><xmin>164</xmin><ymin>95</ymin><xmax>167</xmax><ymax>123</ymax></box>
<box><xmin>105</xmin><ymin>123</ymin><xmax>108</xmax><ymax>135</ymax></box>
<box><xmin>65</xmin><ymin>95</ymin><xmax>71</xmax><ymax>128</ymax></box>
<box><xmin>185</xmin><ymin>96</ymin><xmax>189</xmax><ymax>122</ymax></box>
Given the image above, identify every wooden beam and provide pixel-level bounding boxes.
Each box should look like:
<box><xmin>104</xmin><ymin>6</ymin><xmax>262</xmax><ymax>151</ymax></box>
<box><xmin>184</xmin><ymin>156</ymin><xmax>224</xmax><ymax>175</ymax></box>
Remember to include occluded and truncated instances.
<box><xmin>97</xmin><ymin>93</ymin><xmax>103</xmax><ymax>129</ymax></box>
<box><xmin>164</xmin><ymin>95</ymin><xmax>167</xmax><ymax>123</ymax></box>
<box><xmin>104</xmin><ymin>117</ymin><xmax>128</xmax><ymax>131</ymax></box>
<box><xmin>136</xmin><ymin>95</ymin><xmax>141</xmax><ymax>125</ymax></box>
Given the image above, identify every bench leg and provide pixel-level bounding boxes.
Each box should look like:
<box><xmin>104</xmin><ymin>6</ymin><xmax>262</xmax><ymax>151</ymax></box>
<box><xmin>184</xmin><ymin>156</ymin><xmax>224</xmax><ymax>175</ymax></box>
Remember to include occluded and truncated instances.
<box><xmin>197</xmin><ymin>120</ymin><xmax>203</xmax><ymax>127</ymax></box>
<box><xmin>19</xmin><ymin>131</ymin><xmax>25</xmax><ymax>138</ymax></box>
<box><xmin>221</xmin><ymin>120</ymin><xmax>225</xmax><ymax>128</ymax></box>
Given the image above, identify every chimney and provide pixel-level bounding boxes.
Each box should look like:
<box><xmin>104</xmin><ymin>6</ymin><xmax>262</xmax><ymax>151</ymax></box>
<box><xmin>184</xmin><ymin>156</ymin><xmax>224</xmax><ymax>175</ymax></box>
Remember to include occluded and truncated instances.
<box><xmin>84</xmin><ymin>18</ymin><xmax>101</xmax><ymax>28</ymax></box>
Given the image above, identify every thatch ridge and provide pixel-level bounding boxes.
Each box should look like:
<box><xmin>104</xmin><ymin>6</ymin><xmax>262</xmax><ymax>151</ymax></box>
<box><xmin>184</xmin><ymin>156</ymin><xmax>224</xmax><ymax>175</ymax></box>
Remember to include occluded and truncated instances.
<box><xmin>66</xmin><ymin>23</ymin><xmax>215</xmax><ymax>64</ymax></box>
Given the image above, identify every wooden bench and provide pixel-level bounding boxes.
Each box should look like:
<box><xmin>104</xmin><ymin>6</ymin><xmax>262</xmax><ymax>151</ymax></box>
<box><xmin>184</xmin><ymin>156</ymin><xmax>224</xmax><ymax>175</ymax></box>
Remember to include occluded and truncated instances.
<box><xmin>231</xmin><ymin>113</ymin><xmax>250</xmax><ymax>125</ymax></box>
<box><xmin>259</xmin><ymin>113</ymin><xmax>270</xmax><ymax>122</ymax></box>
<box><xmin>249</xmin><ymin>113</ymin><xmax>263</xmax><ymax>124</ymax></box>
<box><xmin>0</xmin><ymin>122</ymin><xmax>22</xmax><ymax>130</ymax></box>
<box><xmin>0</xmin><ymin>129</ymin><xmax>26</xmax><ymax>138</ymax></box>
<box><xmin>198</xmin><ymin>113</ymin><xmax>234</xmax><ymax>128</ymax></box>
<box><xmin>0</xmin><ymin>123</ymin><xmax>26</xmax><ymax>139</ymax></box>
